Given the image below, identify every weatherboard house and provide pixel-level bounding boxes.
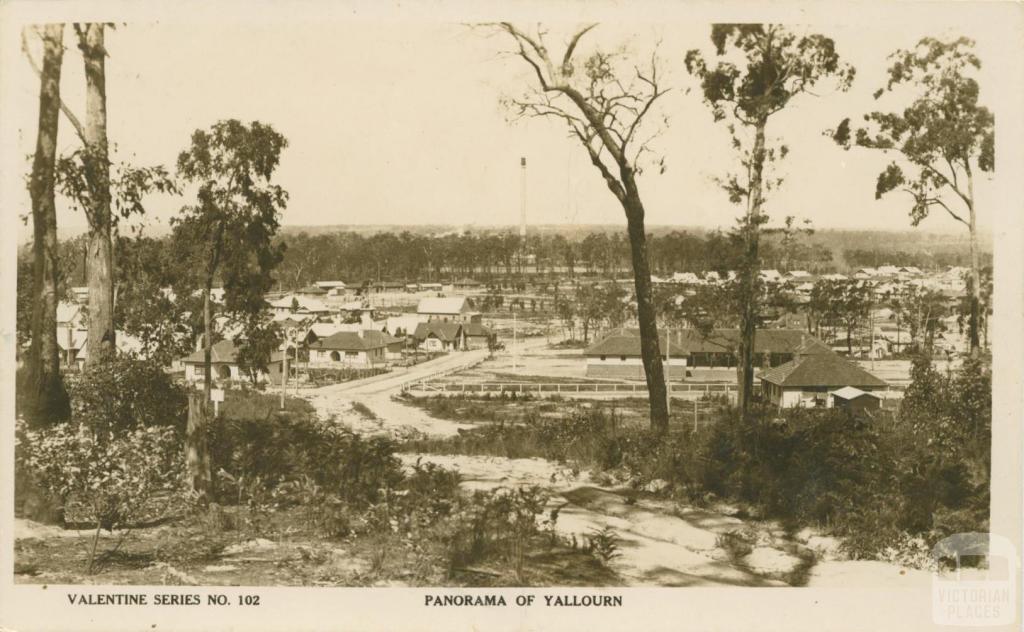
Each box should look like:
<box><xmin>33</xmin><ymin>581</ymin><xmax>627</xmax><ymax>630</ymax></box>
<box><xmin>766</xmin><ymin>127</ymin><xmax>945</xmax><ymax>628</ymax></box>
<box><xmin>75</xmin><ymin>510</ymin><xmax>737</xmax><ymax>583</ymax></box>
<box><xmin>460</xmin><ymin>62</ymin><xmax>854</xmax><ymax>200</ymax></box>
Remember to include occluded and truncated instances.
<box><xmin>759</xmin><ymin>350</ymin><xmax>887</xmax><ymax>409</ymax></box>
<box><xmin>583</xmin><ymin>329</ymin><xmax>688</xmax><ymax>380</ymax></box>
<box><xmin>307</xmin><ymin>330</ymin><xmax>393</xmax><ymax>368</ymax></box>
<box><xmin>182</xmin><ymin>340</ymin><xmax>284</xmax><ymax>384</ymax></box>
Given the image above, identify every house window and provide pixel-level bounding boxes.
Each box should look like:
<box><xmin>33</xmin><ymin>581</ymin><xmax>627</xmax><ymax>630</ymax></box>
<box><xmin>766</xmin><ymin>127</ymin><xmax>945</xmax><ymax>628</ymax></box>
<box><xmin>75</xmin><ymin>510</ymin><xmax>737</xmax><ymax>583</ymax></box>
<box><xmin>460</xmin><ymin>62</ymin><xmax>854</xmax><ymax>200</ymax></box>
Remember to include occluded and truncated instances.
<box><xmin>345</xmin><ymin>351</ymin><xmax>359</xmax><ymax>357</ymax></box>
<box><xmin>330</xmin><ymin>351</ymin><xmax>341</xmax><ymax>361</ymax></box>
<box><xmin>600</xmin><ymin>355</ymin><xmax>606</xmax><ymax>361</ymax></box>
<box><xmin>620</xmin><ymin>356</ymin><xmax>626</xmax><ymax>362</ymax></box>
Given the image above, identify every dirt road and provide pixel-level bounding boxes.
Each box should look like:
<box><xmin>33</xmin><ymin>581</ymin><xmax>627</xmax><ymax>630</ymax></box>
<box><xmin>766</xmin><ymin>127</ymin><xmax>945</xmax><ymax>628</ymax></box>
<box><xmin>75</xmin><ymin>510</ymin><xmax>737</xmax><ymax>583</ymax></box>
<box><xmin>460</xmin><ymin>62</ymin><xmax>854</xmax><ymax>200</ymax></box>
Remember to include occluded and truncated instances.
<box><xmin>300</xmin><ymin>339</ymin><xmax>930</xmax><ymax>588</ymax></box>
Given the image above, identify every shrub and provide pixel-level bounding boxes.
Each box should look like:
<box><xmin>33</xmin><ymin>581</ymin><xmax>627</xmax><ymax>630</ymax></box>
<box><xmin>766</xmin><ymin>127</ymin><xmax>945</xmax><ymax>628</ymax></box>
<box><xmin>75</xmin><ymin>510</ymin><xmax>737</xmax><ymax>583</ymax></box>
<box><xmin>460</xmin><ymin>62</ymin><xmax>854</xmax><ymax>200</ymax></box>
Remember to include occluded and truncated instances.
<box><xmin>587</xmin><ymin>526</ymin><xmax>621</xmax><ymax>565</ymax></box>
<box><xmin>16</xmin><ymin>420</ymin><xmax>190</xmax><ymax>572</ymax></box>
<box><xmin>66</xmin><ymin>355</ymin><xmax>187</xmax><ymax>434</ymax></box>
<box><xmin>208</xmin><ymin>413</ymin><xmax>404</xmax><ymax>507</ymax></box>
<box><xmin>16</xmin><ymin>421</ymin><xmax>188</xmax><ymax>530</ymax></box>
<box><xmin>445</xmin><ymin>486</ymin><xmax>549</xmax><ymax>583</ymax></box>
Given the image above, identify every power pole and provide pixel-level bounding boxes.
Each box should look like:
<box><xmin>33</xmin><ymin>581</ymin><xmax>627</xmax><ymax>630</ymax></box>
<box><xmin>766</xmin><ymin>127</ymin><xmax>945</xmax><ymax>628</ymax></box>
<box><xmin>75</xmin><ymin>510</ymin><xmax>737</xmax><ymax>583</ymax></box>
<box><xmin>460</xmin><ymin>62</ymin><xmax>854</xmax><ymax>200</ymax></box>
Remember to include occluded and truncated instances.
<box><xmin>512</xmin><ymin>309</ymin><xmax>518</xmax><ymax>372</ymax></box>
<box><xmin>665</xmin><ymin>328</ymin><xmax>671</xmax><ymax>416</ymax></box>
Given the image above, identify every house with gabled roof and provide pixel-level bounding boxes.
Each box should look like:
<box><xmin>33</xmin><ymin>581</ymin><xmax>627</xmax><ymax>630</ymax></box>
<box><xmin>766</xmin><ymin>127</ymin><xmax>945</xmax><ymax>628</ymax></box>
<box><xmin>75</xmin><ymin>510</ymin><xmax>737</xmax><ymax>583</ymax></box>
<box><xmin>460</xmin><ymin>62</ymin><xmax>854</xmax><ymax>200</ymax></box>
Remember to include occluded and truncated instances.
<box><xmin>759</xmin><ymin>349</ymin><xmax>887</xmax><ymax>408</ymax></box>
<box><xmin>307</xmin><ymin>330</ymin><xmax>392</xmax><ymax>368</ymax></box>
<box><xmin>413</xmin><ymin>321</ymin><xmax>465</xmax><ymax>352</ymax></box>
<box><xmin>182</xmin><ymin>339</ymin><xmax>284</xmax><ymax>384</ymax></box>
<box><xmin>582</xmin><ymin>329</ymin><xmax>688</xmax><ymax>380</ymax></box>
<box><xmin>417</xmin><ymin>296</ymin><xmax>480</xmax><ymax>323</ymax></box>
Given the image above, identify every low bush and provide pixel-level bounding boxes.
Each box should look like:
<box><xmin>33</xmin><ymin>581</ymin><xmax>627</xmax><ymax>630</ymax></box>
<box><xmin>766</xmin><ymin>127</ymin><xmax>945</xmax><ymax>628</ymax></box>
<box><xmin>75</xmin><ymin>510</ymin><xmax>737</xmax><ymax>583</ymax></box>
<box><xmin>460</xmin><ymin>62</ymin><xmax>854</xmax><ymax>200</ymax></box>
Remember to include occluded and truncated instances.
<box><xmin>208</xmin><ymin>413</ymin><xmax>404</xmax><ymax>507</ymax></box>
<box><xmin>66</xmin><ymin>355</ymin><xmax>187</xmax><ymax>434</ymax></box>
<box><xmin>306</xmin><ymin>367</ymin><xmax>388</xmax><ymax>386</ymax></box>
<box><xmin>16</xmin><ymin>419</ymin><xmax>191</xmax><ymax>572</ymax></box>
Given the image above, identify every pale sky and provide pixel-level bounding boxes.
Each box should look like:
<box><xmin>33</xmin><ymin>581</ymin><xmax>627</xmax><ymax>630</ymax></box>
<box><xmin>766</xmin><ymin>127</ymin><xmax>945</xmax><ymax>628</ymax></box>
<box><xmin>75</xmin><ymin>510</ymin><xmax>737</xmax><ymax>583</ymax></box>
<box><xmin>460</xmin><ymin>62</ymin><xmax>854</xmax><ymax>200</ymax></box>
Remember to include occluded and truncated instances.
<box><xmin>6</xmin><ymin>9</ymin><xmax>1009</xmax><ymax>242</ymax></box>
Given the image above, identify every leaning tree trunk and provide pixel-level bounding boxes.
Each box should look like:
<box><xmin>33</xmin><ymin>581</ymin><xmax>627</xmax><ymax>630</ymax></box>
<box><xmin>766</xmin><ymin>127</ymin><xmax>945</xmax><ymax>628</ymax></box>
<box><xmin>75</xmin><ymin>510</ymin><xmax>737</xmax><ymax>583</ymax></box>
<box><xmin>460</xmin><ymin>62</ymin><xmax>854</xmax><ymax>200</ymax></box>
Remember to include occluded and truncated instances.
<box><xmin>25</xmin><ymin>23</ymin><xmax>70</xmax><ymax>426</ymax></box>
<box><xmin>737</xmin><ymin>116</ymin><xmax>768</xmax><ymax>414</ymax></box>
<box><xmin>623</xmin><ymin>191</ymin><xmax>669</xmax><ymax>434</ymax></box>
<box><xmin>78</xmin><ymin>24</ymin><xmax>115</xmax><ymax>367</ymax></box>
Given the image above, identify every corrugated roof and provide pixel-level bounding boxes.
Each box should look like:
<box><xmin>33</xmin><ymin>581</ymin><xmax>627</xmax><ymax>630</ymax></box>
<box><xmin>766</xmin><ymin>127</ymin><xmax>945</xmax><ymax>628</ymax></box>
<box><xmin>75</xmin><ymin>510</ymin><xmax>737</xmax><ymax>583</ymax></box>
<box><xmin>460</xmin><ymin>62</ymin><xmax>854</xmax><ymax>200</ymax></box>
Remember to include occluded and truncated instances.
<box><xmin>417</xmin><ymin>296</ymin><xmax>471</xmax><ymax>315</ymax></box>
<box><xmin>830</xmin><ymin>386</ymin><xmax>881</xmax><ymax>400</ymax></box>
<box><xmin>413</xmin><ymin>321</ymin><xmax>463</xmax><ymax>342</ymax></box>
<box><xmin>183</xmin><ymin>339</ymin><xmax>284</xmax><ymax>365</ymax></box>
<box><xmin>184</xmin><ymin>340</ymin><xmax>239</xmax><ymax>364</ymax></box>
<box><xmin>759</xmin><ymin>353</ymin><xmax>887</xmax><ymax>388</ymax></box>
<box><xmin>464</xmin><ymin>322</ymin><xmax>492</xmax><ymax>337</ymax></box>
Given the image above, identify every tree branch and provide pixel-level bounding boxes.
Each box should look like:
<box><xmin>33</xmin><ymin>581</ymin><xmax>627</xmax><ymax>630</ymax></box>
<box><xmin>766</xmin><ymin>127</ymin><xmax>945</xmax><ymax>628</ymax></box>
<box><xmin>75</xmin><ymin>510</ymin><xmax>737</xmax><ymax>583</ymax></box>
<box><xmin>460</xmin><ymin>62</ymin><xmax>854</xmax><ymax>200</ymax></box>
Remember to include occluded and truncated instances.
<box><xmin>21</xmin><ymin>27</ymin><xmax>87</xmax><ymax>144</ymax></box>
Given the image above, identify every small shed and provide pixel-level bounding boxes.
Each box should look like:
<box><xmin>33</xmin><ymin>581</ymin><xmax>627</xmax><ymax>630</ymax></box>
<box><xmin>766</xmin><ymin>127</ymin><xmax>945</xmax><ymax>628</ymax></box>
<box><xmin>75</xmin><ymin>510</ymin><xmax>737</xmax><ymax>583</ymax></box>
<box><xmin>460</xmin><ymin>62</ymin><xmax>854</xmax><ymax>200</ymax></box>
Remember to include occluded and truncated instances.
<box><xmin>829</xmin><ymin>386</ymin><xmax>882</xmax><ymax>414</ymax></box>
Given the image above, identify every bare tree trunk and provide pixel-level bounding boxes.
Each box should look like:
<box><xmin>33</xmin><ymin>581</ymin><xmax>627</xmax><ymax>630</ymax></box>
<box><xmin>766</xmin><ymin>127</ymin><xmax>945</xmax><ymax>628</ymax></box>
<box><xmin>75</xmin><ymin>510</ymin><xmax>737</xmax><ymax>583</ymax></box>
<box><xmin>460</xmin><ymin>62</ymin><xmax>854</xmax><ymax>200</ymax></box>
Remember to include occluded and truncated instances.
<box><xmin>186</xmin><ymin>391</ymin><xmax>211</xmax><ymax>502</ymax></box>
<box><xmin>77</xmin><ymin>24</ymin><xmax>115</xmax><ymax>367</ymax></box>
<box><xmin>737</xmin><ymin>117</ymin><xmax>768</xmax><ymax>414</ymax></box>
<box><xmin>966</xmin><ymin>166</ymin><xmax>981</xmax><ymax>358</ymax></box>
<box><xmin>25</xmin><ymin>24</ymin><xmax>70</xmax><ymax>425</ymax></box>
<box><xmin>624</xmin><ymin>194</ymin><xmax>669</xmax><ymax>434</ymax></box>
<box><xmin>203</xmin><ymin>286</ymin><xmax>213</xmax><ymax>402</ymax></box>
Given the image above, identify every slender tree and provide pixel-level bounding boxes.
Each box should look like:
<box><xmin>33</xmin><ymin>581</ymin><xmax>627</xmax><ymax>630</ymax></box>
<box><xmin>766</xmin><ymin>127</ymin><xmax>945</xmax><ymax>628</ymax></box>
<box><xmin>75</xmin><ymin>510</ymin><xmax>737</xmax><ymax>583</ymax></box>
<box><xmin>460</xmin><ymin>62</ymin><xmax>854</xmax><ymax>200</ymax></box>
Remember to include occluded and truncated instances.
<box><xmin>831</xmin><ymin>37</ymin><xmax>992</xmax><ymax>357</ymax></box>
<box><xmin>172</xmin><ymin>120</ymin><xmax>288</xmax><ymax>497</ymax></box>
<box><xmin>21</xmin><ymin>25</ymin><xmax>71</xmax><ymax>425</ymax></box>
<box><xmin>686</xmin><ymin>24</ymin><xmax>854</xmax><ymax>413</ymax></box>
<box><xmin>493</xmin><ymin>23</ymin><xmax>671</xmax><ymax>432</ymax></box>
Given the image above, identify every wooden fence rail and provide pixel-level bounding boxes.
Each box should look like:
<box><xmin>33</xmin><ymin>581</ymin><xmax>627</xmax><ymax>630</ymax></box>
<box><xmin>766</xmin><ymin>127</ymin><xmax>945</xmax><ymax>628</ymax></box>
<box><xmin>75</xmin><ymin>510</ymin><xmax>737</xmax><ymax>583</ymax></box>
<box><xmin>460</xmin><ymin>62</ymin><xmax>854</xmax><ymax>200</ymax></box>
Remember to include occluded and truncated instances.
<box><xmin>401</xmin><ymin>381</ymin><xmax>743</xmax><ymax>396</ymax></box>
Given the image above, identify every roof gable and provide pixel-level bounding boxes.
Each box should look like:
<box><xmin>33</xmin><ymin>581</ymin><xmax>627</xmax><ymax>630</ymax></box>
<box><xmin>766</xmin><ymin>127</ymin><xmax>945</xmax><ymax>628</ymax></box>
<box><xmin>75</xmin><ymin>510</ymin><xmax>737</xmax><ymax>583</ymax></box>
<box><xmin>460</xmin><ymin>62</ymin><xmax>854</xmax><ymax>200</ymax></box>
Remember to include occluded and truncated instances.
<box><xmin>417</xmin><ymin>296</ymin><xmax>471</xmax><ymax>315</ymax></box>
<box><xmin>760</xmin><ymin>353</ymin><xmax>887</xmax><ymax>388</ymax></box>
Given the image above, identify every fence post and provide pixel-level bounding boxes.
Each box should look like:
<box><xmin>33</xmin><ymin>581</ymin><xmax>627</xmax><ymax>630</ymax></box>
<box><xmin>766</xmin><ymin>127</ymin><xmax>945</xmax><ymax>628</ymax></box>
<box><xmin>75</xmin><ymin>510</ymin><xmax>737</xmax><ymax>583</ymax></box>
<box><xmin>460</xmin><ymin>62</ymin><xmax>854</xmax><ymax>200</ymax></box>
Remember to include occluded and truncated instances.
<box><xmin>693</xmin><ymin>399</ymin><xmax>698</xmax><ymax>432</ymax></box>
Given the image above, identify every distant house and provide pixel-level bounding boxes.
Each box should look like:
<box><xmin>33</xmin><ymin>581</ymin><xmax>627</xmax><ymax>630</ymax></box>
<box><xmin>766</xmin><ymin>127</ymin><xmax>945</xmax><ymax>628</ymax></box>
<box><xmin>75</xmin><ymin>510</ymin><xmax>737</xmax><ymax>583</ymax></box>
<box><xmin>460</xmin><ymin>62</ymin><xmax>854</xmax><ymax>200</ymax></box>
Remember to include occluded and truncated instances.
<box><xmin>451</xmin><ymin>279</ymin><xmax>481</xmax><ymax>291</ymax></box>
<box><xmin>307</xmin><ymin>330</ymin><xmax>390</xmax><ymax>368</ymax></box>
<box><xmin>759</xmin><ymin>350</ymin><xmax>887</xmax><ymax>408</ymax></box>
<box><xmin>371</xmin><ymin>281</ymin><xmax>406</xmax><ymax>294</ymax></box>
<box><xmin>315</xmin><ymin>281</ymin><xmax>347</xmax><ymax>291</ymax></box>
<box><xmin>182</xmin><ymin>339</ymin><xmax>284</xmax><ymax>384</ymax></box>
<box><xmin>417</xmin><ymin>296</ymin><xmax>480</xmax><ymax>323</ymax></box>
<box><xmin>413</xmin><ymin>321</ymin><xmax>465</xmax><ymax>352</ymax></box>
<box><xmin>463</xmin><ymin>322</ymin><xmax>495</xmax><ymax>350</ymax></box>
<box><xmin>296</xmin><ymin>285</ymin><xmax>329</xmax><ymax>297</ymax></box>
<box><xmin>898</xmin><ymin>266</ymin><xmax>923</xmax><ymax>276</ymax></box>
<box><xmin>820</xmin><ymin>273</ymin><xmax>848</xmax><ymax>281</ymax></box>
<box><xmin>853</xmin><ymin>268</ymin><xmax>878</xmax><ymax>279</ymax></box>
<box><xmin>69</xmin><ymin>286</ymin><xmax>90</xmax><ymax>304</ymax></box>
<box><xmin>876</xmin><ymin>265</ymin><xmax>901</xmax><ymax>276</ymax></box>
<box><xmin>270</xmin><ymin>294</ymin><xmax>332</xmax><ymax>318</ymax></box>
<box><xmin>583</xmin><ymin>328</ymin><xmax>831</xmax><ymax>377</ymax></box>
<box><xmin>829</xmin><ymin>386</ymin><xmax>882</xmax><ymax>415</ymax></box>
<box><xmin>582</xmin><ymin>330</ymin><xmax>688</xmax><ymax>380</ymax></box>
<box><xmin>759</xmin><ymin>269</ymin><xmax>782</xmax><ymax>282</ymax></box>
<box><xmin>56</xmin><ymin>326</ymin><xmax>88</xmax><ymax>370</ymax></box>
<box><xmin>786</xmin><ymin>270</ymin><xmax>811</xmax><ymax>279</ymax></box>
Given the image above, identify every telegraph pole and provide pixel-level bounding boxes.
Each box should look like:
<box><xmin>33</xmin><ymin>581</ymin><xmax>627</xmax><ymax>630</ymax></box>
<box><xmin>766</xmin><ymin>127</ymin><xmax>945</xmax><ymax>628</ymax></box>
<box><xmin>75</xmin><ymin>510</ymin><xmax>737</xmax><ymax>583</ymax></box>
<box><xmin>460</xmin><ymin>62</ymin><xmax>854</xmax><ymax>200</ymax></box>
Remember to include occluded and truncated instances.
<box><xmin>665</xmin><ymin>328</ymin><xmax>672</xmax><ymax>416</ymax></box>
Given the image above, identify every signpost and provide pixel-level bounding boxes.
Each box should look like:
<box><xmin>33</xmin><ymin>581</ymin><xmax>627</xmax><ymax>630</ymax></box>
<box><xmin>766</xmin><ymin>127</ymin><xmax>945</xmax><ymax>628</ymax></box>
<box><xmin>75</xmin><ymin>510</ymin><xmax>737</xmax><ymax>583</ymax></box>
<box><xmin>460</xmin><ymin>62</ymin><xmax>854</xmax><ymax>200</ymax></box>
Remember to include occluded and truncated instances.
<box><xmin>210</xmin><ymin>388</ymin><xmax>224</xmax><ymax>416</ymax></box>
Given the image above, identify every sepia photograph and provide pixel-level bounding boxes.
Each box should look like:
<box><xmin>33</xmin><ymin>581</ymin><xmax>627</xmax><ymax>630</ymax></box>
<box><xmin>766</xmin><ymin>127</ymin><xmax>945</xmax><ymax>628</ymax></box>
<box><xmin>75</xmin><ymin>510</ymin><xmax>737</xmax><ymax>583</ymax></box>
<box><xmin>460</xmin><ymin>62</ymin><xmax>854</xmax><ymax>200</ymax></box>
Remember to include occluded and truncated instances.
<box><xmin>0</xmin><ymin>1</ymin><xmax>1021</xmax><ymax>630</ymax></box>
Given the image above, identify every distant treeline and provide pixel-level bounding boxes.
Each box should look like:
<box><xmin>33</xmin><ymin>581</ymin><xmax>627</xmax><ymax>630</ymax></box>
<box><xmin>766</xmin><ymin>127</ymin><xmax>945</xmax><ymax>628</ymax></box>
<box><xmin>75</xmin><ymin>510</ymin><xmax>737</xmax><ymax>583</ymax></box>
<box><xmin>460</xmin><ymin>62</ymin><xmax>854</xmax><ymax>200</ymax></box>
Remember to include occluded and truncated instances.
<box><xmin>841</xmin><ymin>247</ymin><xmax>988</xmax><ymax>270</ymax></box>
<box><xmin>18</xmin><ymin>228</ymin><xmax>984</xmax><ymax>301</ymax></box>
<box><xmin>270</xmin><ymin>229</ymin><xmax>839</xmax><ymax>289</ymax></box>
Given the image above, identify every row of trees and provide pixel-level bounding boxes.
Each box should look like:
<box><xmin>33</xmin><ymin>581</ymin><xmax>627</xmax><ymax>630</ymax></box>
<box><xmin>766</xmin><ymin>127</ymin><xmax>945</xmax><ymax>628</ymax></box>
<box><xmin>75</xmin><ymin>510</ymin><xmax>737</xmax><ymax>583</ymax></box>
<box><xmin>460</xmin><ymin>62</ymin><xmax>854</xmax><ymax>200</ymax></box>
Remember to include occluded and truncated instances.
<box><xmin>842</xmin><ymin>247</ymin><xmax>986</xmax><ymax>270</ymax></box>
<box><xmin>271</xmin><ymin>226</ymin><xmax>836</xmax><ymax>289</ymax></box>
<box><xmin>494</xmin><ymin>23</ymin><xmax>992</xmax><ymax>430</ymax></box>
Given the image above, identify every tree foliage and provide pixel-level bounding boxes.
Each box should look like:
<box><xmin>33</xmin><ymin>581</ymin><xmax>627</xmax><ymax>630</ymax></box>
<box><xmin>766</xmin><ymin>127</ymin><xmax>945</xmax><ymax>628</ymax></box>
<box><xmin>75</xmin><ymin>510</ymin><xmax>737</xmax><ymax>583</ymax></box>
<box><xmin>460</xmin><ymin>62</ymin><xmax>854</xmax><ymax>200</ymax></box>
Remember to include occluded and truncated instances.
<box><xmin>172</xmin><ymin>120</ymin><xmax>289</xmax><ymax>386</ymax></box>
